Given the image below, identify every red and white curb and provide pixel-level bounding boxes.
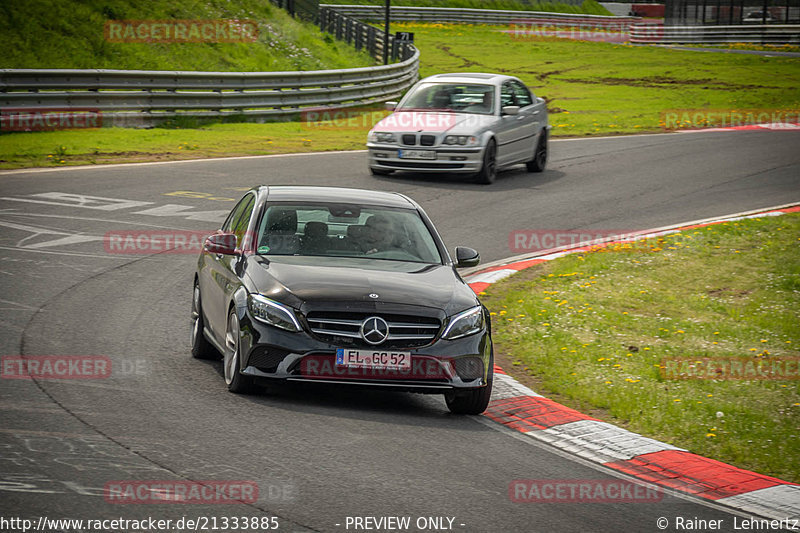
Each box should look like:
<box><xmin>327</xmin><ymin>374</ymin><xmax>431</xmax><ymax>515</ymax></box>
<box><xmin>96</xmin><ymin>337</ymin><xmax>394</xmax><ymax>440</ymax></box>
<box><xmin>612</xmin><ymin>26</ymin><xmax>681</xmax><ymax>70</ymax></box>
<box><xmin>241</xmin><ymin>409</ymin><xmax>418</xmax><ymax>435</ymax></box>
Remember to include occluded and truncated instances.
<box><xmin>470</xmin><ymin>204</ymin><xmax>800</xmax><ymax>520</ymax></box>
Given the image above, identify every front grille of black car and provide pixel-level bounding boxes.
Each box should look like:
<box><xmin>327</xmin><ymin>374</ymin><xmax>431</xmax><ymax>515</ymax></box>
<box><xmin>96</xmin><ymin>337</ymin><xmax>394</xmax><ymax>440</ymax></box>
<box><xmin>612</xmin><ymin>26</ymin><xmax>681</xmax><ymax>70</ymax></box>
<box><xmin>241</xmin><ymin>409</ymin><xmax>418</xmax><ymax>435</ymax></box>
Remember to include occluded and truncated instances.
<box><xmin>248</xmin><ymin>346</ymin><xmax>290</xmax><ymax>373</ymax></box>
<box><xmin>401</xmin><ymin>134</ymin><xmax>417</xmax><ymax>146</ymax></box>
<box><xmin>420</xmin><ymin>135</ymin><xmax>436</xmax><ymax>146</ymax></box>
<box><xmin>305</xmin><ymin>311</ymin><xmax>441</xmax><ymax>349</ymax></box>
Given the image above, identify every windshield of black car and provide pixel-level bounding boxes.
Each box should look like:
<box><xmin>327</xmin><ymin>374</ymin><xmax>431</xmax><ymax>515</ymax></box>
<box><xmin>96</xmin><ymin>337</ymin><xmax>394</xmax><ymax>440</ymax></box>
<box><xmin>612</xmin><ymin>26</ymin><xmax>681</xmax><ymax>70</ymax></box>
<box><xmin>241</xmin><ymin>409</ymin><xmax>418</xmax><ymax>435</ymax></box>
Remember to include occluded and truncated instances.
<box><xmin>397</xmin><ymin>83</ymin><xmax>495</xmax><ymax>115</ymax></box>
<box><xmin>255</xmin><ymin>203</ymin><xmax>443</xmax><ymax>264</ymax></box>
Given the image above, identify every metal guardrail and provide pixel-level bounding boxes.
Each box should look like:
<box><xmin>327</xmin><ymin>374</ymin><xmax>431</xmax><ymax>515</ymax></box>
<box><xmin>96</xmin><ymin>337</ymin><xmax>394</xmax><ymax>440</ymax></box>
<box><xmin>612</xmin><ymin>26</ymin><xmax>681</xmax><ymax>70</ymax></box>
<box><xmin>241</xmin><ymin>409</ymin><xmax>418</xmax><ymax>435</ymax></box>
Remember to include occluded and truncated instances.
<box><xmin>0</xmin><ymin>53</ymin><xmax>419</xmax><ymax>127</ymax></box>
<box><xmin>319</xmin><ymin>6</ymin><xmax>417</xmax><ymax>63</ymax></box>
<box><xmin>325</xmin><ymin>4</ymin><xmax>800</xmax><ymax>43</ymax></box>
<box><xmin>629</xmin><ymin>23</ymin><xmax>800</xmax><ymax>43</ymax></box>
<box><xmin>321</xmin><ymin>4</ymin><xmax>639</xmax><ymax>28</ymax></box>
<box><xmin>0</xmin><ymin>6</ymin><xmax>418</xmax><ymax>127</ymax></box>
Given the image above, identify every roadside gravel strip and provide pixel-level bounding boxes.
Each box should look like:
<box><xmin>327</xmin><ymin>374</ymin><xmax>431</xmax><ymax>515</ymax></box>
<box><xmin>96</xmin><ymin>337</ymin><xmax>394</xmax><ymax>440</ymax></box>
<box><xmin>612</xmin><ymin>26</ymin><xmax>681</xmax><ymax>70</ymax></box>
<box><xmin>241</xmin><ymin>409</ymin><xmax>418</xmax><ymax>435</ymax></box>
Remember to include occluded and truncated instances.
<box><xmin>468</xmin><ymin>203</ymin><xmax>800</xmax><ymax>521</ymax></box>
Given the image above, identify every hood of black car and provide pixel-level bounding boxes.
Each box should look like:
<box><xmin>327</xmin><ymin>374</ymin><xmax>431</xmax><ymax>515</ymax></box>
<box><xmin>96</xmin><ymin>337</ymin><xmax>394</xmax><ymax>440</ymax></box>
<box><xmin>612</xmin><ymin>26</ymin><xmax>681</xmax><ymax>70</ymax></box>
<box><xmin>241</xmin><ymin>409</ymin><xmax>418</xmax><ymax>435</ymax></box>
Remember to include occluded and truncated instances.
<box><xmin>246</xmin><ymin>255</ymin><xmax>478</xmax><ymax>317</ymax></box>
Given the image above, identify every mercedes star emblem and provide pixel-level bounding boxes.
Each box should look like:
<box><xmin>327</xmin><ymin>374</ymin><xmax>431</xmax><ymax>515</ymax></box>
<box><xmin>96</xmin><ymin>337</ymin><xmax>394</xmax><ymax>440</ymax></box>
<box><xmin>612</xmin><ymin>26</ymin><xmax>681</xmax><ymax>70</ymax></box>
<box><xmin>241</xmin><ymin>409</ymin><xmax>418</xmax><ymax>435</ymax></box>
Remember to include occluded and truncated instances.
<box><xmin>360</xmin><ymin>316</ymin><xmax>389</xmax><ymax>345</ymax></box>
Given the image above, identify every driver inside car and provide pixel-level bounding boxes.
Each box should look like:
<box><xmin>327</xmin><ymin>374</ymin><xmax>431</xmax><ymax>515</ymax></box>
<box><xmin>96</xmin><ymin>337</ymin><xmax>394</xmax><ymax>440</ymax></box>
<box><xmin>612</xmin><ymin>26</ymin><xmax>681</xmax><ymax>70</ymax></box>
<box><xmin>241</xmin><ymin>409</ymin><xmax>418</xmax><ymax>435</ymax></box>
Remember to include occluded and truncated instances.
<box><xmin>362</xmin><ymin>215</ymin><xmax>399</xmax><ymax>254</ymax></box>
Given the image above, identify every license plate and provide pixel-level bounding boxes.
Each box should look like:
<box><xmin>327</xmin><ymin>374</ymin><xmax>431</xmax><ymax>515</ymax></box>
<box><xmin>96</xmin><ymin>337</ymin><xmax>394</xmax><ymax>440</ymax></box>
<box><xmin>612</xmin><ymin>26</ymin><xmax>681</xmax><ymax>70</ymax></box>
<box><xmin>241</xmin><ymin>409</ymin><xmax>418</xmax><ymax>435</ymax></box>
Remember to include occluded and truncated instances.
<box><xmin>336</xmin><ymin>348</ymin><xmax>411</xmax><ymax>370</ymax></box>
<box><xmin>398</xmin><ymin>149</ymin><xmax>436</xmax><ymax>160</ymax></box>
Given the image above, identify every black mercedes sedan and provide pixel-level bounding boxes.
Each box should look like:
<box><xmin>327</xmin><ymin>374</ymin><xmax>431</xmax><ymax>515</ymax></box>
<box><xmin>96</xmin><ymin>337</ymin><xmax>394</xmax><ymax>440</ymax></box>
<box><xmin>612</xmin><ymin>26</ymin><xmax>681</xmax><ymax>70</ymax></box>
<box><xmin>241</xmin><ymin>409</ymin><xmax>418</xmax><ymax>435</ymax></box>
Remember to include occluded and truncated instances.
<box><xmin>191</xmin><ymin>186</ymin><xmax>493</xmax><ymax>414</ymax></box>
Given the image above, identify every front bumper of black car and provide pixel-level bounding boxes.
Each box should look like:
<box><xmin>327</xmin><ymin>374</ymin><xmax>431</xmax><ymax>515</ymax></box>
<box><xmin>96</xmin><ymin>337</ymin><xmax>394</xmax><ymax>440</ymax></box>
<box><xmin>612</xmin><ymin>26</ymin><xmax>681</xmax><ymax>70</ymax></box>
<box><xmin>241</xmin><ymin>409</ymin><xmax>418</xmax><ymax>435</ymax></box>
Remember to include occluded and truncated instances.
<box><xmin>236</xmin><ymin>308</ymin><xmax>492</xmax><ymax>393</ymax></box>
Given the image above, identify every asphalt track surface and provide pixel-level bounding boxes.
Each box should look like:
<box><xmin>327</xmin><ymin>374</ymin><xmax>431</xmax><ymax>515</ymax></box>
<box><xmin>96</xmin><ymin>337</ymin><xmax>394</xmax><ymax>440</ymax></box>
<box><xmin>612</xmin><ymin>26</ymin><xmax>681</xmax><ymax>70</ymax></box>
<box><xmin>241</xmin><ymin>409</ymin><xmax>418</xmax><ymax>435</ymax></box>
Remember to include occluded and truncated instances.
<box><xmin>1</xmin><ymin>130</ymin><xmax>798</xmax><ymax>533</ymax></box>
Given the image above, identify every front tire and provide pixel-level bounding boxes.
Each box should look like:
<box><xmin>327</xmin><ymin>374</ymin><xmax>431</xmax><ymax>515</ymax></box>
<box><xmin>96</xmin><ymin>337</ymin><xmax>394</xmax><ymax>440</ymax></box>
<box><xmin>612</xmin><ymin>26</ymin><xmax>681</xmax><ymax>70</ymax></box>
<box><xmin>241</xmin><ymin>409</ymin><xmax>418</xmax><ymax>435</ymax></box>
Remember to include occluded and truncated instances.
<box><xmin>224</xmin><ymin>309</ymin><xmax>255</xmax><ymax>394</ymax></box>
<box><xmin>475</xmin><ymin>139</ymin><xmax>497</xmax><ymax>184</ymax></box>
<box><xmin>191</xmin><ymin>282</ymin><xmax>218</xmax><ymax>360</ymax></box>
<box><xmin>445</xmin><ymin>354</ymin><xmax>494</xmax><ymax>415</ymax></box>
<box><xmin>526</xmin><ymin>129</ymin><xmax>548</xmax><ymax>173</ymax></box>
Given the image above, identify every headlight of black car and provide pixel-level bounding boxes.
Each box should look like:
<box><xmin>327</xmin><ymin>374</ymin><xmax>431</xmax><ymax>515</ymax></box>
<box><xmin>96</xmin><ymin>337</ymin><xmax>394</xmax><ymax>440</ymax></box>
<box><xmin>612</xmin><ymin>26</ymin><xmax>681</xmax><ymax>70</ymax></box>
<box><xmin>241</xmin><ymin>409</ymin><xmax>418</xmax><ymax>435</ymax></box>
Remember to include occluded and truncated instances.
<box><xmin>442</xmin><ymin>306</ymin><xmax>484</xmax><ymax>340</ymax></box>
<box><xmin>248</xmin><ymin>294</ymin><xmax>301</xmax><ymax>332</ymax></box>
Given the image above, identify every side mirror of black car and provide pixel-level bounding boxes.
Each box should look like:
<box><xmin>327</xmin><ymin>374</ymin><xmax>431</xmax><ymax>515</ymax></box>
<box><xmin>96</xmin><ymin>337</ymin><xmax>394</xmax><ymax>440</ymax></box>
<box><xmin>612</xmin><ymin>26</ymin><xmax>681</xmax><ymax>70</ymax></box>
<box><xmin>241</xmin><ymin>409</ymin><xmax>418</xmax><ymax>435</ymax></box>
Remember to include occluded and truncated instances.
<box><xmin>205</xmin><ymin>232</ymin><xmax>237</xmax><ymax>255</ymax></box>
<box><xmin>455</xmin><ymin>246</ymin><xmax>480</xmax><ymax>268</ymax></box>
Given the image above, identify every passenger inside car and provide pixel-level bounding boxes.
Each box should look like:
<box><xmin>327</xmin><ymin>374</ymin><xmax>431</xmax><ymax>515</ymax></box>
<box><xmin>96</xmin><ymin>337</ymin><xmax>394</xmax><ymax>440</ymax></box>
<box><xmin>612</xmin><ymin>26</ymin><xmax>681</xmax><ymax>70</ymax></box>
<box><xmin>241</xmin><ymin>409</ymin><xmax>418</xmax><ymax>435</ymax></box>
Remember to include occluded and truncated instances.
<box><xmin>301</xmin><ymin>221</ymin><xmax>330</xmax><ymax>254</ymax></box>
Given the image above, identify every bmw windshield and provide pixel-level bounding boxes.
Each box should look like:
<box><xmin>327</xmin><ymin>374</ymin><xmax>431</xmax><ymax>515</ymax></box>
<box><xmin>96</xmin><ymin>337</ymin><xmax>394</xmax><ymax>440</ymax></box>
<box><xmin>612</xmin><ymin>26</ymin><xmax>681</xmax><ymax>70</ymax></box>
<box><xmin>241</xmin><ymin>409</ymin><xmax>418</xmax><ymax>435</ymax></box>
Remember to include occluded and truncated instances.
<box><xmin>398</xmin><ymin>83</ymin><xmax>495</xmax><ymax>115</ymax></box>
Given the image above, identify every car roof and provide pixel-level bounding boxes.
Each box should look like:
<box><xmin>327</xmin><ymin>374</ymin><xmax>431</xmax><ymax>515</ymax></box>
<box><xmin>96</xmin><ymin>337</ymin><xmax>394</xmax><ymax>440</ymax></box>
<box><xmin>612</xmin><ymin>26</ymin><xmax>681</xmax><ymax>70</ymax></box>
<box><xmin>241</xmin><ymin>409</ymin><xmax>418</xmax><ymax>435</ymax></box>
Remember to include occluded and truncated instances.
<box><xmin>258</xmin><ymin>186</ymin><xmax>416</xmax><ymax>209</ymax></box>
<box><xmin>419</xmin><ymin>72</ymin><xmax>518</xmax><ymax>86</ymax></box>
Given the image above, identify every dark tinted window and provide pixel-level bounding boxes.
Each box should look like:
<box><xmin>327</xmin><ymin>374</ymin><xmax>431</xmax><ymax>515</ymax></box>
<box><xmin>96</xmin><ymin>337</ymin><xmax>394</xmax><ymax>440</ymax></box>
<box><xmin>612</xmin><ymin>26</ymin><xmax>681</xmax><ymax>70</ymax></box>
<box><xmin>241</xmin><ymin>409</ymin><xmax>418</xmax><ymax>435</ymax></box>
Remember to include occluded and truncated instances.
<box><xmin>510</xmin><ymin>80</ymin><xmax>533</xmax><ymax>107</ymax></box>
<box><xmin>222</xmin><ymin>194</ymin><xmax>255</xmax><ymax>247</ymax></box>
<box><xmin>500</xmin><ymin>83</ymin><xmax>515</xmax><ymax>107</ymax></box>
<box><xmin>256</xmin><ymin>203</ymin><xmax>442</xmax><ymax>264</ymax></box>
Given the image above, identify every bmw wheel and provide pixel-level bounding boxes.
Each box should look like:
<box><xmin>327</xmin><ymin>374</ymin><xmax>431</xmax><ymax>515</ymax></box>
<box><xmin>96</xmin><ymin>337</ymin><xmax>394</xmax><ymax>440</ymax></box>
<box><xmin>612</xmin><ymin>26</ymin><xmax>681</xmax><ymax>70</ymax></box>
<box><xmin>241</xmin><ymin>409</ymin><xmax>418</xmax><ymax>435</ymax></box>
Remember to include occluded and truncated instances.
<box><xmin>526</xmin><ymin>129</ymin><xmax>548</xmax><ymax>173</ymax></box>
<box><xmin>475</xmin><ymin>139</ymin><xmax>497</xmax><ymax>184</ymax></box>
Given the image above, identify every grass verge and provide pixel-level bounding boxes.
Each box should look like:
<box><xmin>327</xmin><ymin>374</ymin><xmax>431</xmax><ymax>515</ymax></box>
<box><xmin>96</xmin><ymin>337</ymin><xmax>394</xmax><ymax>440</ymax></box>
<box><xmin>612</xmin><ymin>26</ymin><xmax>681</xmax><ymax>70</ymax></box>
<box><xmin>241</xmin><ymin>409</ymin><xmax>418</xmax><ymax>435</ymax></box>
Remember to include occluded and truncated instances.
<box><xmin>0</xmin><ymin>0</ymin><xmax>373</xmax><ymax>71</ymax></box>
<box><xmin>2</xmin><ymin>23</ymin><xmax>799</xmax><ymax>169</ymax></box>
<box><xmin>0</xmin><ymin>120</ymin><xmax>378</xmax><ymax>169</ymax></box>
<box><xmin>479</xmin><ymin>212</ymin><xmax>800</xmax><ymax>482</ymax></box>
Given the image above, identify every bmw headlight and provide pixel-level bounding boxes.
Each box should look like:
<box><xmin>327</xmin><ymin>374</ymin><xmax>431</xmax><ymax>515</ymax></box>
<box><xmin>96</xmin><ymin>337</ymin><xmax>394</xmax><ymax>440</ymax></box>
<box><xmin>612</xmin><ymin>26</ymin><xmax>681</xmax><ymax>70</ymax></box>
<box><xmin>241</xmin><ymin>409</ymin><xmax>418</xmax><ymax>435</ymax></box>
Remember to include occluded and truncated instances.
<box><xmin>442</xmin><ymin>306</ymin><xmax>484</xmax><ymax>340</ymax></box>
<box><xmin>443</xmin><ymin>135</ymin><xmax>479</xmax><ymax>146</ymax></box>
<box><xmin>248</xmin><ymin>294</ymin><xmax>301</xmax><ymax>332</ymax></box>
<box><xmin>368</xmin><ymin>131</ymin><xmax>397</xmax><ymax>143</ymax></box>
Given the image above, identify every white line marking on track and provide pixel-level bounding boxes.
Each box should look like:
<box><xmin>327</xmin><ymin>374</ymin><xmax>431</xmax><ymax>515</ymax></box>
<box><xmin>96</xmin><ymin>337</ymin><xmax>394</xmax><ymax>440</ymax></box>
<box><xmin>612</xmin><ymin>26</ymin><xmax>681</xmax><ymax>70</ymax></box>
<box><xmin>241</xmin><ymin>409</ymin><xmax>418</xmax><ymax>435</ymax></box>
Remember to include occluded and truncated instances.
<box><xmin>0</xmin><ymin>245</ymin><xmax>125</xmax><ymax>260</ymax></box>
<box><xmin>0</xmin><ymin>210</ymin><xmax>210</xmax><ymax>231</ymax></box>
<box><xmin>0</xmin><ymin>192</ymin><xmax>152</xmax><ymax>210</ymax></box>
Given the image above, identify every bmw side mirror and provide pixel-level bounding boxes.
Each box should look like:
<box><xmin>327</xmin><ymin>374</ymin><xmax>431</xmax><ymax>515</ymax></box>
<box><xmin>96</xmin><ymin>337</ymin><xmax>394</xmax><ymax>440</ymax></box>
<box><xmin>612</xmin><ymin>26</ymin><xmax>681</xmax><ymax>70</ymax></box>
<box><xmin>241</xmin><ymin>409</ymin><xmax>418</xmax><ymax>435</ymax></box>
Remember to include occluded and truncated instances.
<box><xmin>385</xmin><ymin>101</ymin><xmax>398</xmax><ymax>111</ymax></box>
<box><xmin>502</xmin><ymin>106</ymin><xmax>520</xmax><ymax>116</ymax></box>
<box><xmin>455</xmin><ymin>246</ymin><xmax>480</xmax><ymax>268</ymax></box>
<box><xmin>204</xmin><ymin>232</ymin><xmax>237</xmax><ymax>255</ymax></box>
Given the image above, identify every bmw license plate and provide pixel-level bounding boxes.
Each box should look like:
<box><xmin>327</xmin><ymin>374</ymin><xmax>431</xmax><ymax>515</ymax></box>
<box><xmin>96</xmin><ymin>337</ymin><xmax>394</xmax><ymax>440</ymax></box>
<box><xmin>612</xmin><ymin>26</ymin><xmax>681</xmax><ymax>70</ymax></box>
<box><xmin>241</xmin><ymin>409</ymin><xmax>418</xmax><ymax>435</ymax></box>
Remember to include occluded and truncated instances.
<box><xmin>336</xmin><ymin>348</ymin><xmax>411</xmax><ymax>370</ymax></box>
<box><xmin>398</xmin><ymin>149</ymin><xmax>436</xmax><ymax>160</ymax></box>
